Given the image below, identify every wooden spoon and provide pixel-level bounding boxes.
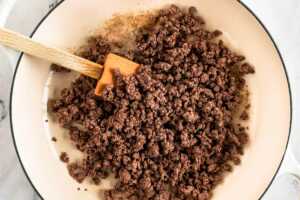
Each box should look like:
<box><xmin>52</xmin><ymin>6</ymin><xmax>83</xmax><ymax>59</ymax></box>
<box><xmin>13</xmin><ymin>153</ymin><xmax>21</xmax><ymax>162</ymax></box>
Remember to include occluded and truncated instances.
<box><xmin>0</xmin><ymin>27</ymin><xmax>139</xmax><ymax>95</ymax></box>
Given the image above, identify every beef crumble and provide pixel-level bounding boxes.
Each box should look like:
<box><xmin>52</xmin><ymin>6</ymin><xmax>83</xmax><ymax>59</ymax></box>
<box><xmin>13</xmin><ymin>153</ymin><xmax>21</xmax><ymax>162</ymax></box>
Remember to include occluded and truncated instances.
<box><xmin>51</xmin><ymin>137</ymin><xmax>57</xmax><ymax>142</ymax></box>
<box><xmin>60</xmin><ymin>152</ymin><xmax>70</xmax><ymax>163</ymax></box>
<box><xmin>51</xmin><ymin>64</ymin><xmax>71</xmax><ymax>73</ymax></box>
<box><xmin>50</xmin><ymin>5</ymin><xmax>254</xmax><ymax>200</ymax></box>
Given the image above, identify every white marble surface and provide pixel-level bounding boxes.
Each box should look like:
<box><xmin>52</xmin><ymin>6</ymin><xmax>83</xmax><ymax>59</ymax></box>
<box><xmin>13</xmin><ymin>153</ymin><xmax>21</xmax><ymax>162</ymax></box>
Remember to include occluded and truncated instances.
<box><xmin>0</xmin><ymin>0</ymin><xmax>299</xmax><ymax>199</ymax></box>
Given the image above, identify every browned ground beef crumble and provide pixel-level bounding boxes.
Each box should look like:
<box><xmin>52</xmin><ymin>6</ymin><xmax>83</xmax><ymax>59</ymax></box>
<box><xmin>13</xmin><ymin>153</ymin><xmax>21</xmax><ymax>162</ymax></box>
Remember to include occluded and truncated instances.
<box><xmin>50</xmin><ymin>5</ymin><xmax>254</xmax><ymax>200</ymax></box>
<box><xmin>60</xmin><ymin>152</ymin><xmax>70</xmax><ymax>163</ymax></box>
<box><xmin>51</xmin><ymin>137</ymin><xmax>57</xmax><ymax>142</ymax></box>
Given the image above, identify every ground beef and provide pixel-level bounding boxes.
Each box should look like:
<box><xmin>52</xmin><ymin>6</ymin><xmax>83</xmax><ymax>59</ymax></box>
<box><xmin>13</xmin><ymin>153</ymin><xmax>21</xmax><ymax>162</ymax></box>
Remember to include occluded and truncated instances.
<box><xmin>51</xmin><ymin>5</ymin><xmax>254</xmax><ymax>200</ymax></box>
<box><xmin>60</xmin><ymin>152</ymin><xmax>70</xmax><ymax>163</ymax></box>
<box><xmin>51</xmin><ymin>64</ymin><xmax>71</xmax><ymax>73</ymax></box>
<box><xmin>240</xmin><ymin>110</ymin><xmax>249</xmax><ymax>121</ymax></box>
<box><xmin>51</xmin><ymin>137</ymin><xmax>57</xmax><ymax>142</ymax></box>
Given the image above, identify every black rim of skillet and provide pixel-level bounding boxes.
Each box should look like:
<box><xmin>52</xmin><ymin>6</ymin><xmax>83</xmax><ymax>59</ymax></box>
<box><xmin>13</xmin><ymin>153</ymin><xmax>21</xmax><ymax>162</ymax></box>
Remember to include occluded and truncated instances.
<box><xmin>9</xmin><ymin>1</ymin><xmax>293</xmax><ymax>199</ymax></box>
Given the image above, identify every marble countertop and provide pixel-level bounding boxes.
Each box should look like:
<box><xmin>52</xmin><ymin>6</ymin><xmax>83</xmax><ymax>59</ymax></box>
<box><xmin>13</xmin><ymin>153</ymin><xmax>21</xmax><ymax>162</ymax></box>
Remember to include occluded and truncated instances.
<box><xmin>0</xmin><ymin>0</ymin><xmax>299</xmax><ymax>199</ymax></box>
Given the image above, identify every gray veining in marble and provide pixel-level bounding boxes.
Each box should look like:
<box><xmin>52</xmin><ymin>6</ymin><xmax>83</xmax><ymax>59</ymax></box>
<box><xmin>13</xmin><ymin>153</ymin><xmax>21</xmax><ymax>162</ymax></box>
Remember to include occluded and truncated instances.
<box><xmin>0</xmin><ymin>47</ymin><xmax>37</xmax><ymax>200</ymax></box>
<box><xmin>0</xmin><ymin>0</ymin><xmax>299</xmax><ymax>199</ymax></box>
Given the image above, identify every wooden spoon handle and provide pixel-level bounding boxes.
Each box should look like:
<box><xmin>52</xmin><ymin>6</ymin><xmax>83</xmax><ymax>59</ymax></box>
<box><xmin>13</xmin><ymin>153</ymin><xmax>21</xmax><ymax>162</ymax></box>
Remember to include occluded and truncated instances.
<box><xmin>0</xmin><ymin>27</ymin><xmax>103</xmax><ymax>79</ymax></box>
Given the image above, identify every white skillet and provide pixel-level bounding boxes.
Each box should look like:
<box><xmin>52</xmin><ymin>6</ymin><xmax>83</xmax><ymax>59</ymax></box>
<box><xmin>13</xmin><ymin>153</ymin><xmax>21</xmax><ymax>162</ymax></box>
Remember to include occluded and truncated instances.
<box><xmin>10</xmin><ymin>0</ymin><xmax>292</xmax><ymax>199</ymax></box>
